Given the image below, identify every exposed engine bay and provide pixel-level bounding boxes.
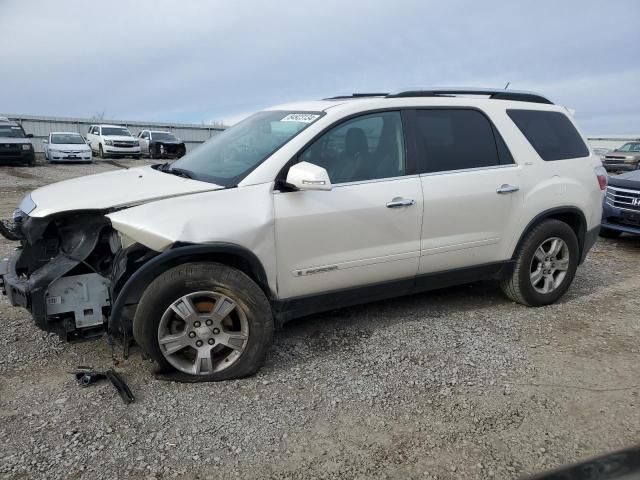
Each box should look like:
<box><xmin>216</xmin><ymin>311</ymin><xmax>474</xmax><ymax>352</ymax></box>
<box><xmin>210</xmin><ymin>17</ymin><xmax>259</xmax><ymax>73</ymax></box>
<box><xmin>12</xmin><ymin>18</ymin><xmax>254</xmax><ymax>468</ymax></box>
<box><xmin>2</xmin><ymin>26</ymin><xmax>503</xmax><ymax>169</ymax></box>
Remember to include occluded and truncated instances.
<box><xmin>0</xmin><ymin>209</ymin><xmax>153</xmax><ymax>341</ymax></box>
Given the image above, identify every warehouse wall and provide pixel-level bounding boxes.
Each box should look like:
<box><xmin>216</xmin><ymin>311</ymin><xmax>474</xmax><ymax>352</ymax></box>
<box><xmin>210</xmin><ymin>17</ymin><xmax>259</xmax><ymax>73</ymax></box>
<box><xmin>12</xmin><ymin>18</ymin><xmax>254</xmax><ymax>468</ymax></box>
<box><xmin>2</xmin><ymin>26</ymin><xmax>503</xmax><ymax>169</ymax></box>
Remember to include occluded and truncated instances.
<box><xmin>2</xmin><ymin>113</ymin><xmax>226</xmax><ymax>153</ymax></box>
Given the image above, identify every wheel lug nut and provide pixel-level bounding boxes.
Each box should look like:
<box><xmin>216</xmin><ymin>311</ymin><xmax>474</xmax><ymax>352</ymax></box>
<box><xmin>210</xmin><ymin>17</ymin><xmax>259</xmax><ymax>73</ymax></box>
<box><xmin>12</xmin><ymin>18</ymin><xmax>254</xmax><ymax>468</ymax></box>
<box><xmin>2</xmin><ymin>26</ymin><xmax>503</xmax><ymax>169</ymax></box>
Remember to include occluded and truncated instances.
<box><xmin>195</xmin><ymin>340</ymin><xmax>203</xmax><ymax>347</ymax></box>
<box><xmin>193</xmin><ymin>321</ymin><xmax>201</xmax><ymax>328</ymax></box>
<box><xmin>212</xmin><ymin>328</ymin><xmax>220</xmax><ymax>335</ymax></box>
<box><xmin>188</xmin><ymin>331</ymin><xmax>196</xmax><ymax>338</ymax></box>
<box><xmin>205</xmin><ymin>319</ymin><xmax>213</xmax><ymax>326</ymax></box>
<box><xmin>208</xmin><ymin>338</ymin><xmax>215</xmax><ymax>345</ymax></box>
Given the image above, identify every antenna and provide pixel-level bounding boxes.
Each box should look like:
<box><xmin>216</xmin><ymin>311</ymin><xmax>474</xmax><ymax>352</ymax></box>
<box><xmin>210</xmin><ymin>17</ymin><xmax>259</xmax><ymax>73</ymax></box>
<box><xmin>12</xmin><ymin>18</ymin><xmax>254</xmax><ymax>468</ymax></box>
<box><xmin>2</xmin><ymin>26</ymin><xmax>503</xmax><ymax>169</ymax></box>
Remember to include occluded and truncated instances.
<box><xmin>504</xmin><ymin>82</ymin><xmax>510</xmax><ymax>90</ymax></box>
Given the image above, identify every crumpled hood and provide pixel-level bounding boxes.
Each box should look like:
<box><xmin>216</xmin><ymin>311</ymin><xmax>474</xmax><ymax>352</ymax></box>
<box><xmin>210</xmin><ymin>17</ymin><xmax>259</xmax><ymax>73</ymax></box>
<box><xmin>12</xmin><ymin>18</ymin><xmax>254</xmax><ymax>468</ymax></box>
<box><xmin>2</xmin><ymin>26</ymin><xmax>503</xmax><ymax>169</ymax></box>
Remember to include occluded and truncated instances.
<box><xmin>28</xmin><ymin>165</ymin><xmax>223</xmax><ymax>218</ymax></box>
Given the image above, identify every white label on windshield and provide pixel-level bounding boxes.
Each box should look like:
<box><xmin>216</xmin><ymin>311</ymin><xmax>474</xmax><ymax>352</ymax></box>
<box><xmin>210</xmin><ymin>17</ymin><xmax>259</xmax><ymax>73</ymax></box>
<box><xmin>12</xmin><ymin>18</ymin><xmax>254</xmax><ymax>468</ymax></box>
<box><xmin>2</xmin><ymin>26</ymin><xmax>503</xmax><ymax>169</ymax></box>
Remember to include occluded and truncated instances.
<box><xmin>280</xmin><ymin>113</ymin><xmax>320</xmax><ymax>123</ymax></box>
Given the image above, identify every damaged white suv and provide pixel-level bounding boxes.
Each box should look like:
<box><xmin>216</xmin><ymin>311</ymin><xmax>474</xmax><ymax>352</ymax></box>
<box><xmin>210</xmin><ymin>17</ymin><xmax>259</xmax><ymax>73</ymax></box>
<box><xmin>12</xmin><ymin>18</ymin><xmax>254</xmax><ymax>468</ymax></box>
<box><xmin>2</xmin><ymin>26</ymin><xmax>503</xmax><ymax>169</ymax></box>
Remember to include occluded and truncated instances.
<box><xmin>0</xmin><ymin>88</ymin><xmax>606</xmax><ymax>381</ymax></box>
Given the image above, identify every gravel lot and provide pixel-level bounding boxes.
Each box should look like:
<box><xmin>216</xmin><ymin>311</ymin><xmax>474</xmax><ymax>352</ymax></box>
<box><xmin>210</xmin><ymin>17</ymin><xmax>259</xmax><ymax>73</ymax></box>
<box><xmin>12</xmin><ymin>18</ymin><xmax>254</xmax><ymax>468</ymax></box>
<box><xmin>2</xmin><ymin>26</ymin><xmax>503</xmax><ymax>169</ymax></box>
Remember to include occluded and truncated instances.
<box><xmin>1</xmin><ymin>161</ymin><xmax>639</xmax><ymax>480</ymax></box>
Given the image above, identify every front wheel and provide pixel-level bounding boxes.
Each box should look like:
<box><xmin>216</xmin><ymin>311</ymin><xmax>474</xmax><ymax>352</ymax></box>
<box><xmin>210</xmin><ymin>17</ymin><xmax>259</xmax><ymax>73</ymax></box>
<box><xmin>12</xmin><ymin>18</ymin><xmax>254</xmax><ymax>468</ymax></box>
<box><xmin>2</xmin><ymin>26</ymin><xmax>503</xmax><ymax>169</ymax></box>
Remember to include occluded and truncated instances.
<box><xmin>501</xmin><ymin>219</ymin><xmax>579</xmax><ymax>307</ymax></box>
<box><xmin>133</xmin><ymin>263</ymin><xmax>273</xmax><ymax>381</ymax></box>
<box><xmin>98</xmin><ymin>144</ymin><xmax>105</xmax><ymax>159</ymax></box>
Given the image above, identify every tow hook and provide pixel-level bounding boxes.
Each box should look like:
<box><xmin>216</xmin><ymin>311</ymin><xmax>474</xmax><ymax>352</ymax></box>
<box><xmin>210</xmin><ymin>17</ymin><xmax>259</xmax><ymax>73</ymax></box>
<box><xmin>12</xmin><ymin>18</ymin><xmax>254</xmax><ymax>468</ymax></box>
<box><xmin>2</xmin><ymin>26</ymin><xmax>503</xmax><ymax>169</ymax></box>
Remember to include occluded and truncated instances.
<box><xmin>73</xmin><ymin>366</ymin><xmax>135</xmax><ymax>404</ymax></box>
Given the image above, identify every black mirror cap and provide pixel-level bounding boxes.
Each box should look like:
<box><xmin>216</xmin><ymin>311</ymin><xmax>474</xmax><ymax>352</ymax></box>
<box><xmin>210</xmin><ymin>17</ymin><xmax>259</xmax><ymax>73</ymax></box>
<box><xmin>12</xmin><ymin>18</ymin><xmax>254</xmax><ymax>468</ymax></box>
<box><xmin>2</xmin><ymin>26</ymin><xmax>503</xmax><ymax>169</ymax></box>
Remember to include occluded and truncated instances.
<box><xmin>26</xmin><ymin>133</ymin><xmax>34</xmax><ymax>138</ymax></box>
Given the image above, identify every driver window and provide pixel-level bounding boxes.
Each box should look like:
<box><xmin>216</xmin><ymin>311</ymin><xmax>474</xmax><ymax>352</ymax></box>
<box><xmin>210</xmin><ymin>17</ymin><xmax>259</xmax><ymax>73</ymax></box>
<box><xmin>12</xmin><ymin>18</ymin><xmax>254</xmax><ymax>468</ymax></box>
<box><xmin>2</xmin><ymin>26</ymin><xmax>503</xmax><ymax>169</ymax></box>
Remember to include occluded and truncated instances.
<box><xmin>299</xmin><ymin>111</ymin><xmax>405</xmax><ymax>184</ymax></box>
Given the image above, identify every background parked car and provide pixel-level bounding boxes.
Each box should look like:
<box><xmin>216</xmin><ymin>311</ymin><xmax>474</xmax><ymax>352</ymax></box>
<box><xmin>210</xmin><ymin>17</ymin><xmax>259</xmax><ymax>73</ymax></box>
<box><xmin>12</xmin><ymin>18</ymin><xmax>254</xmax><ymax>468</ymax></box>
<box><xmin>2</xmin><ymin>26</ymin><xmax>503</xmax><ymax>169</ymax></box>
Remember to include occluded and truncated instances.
<box><xmin>592</xmin><ymin>147</ymin><xmax>610</xmax><ymax>161</ymax></box>
<box><xmin>137</xmin><ymin>130</ymin><xmax>186</xmax><ymax>159</ymax></box>
<box><xmin>600</xmin><ymin>168</ymin><xmax>640</xmax><ymax>237</ymax></box>
<box><xmin>602</xmin><ymin>141</ymin><xmax>640</xmax><ymax>172</ymax></box>
<box><xmin>0</xmin><ymin>116</ymin><xmax>35</xmax><ymax>166</ymax></box>
<box><xmin>86</xmin><ymin>124</ymin><xmax>141</xmax><ymax>159</ymax></box>
<box><xmin>44</xmin><ymin>132</ymin><xmax>92</xmax><ymax>163</ymax></box>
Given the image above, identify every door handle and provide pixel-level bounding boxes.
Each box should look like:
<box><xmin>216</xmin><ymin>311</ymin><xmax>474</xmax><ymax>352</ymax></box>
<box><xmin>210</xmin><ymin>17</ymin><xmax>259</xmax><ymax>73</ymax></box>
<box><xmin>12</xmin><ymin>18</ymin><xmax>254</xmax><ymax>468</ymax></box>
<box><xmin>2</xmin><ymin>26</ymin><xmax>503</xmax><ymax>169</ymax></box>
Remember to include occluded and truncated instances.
<box><xmin>386</xmin><ymin>197</ymin><xmax>416</xmax><ymax>208</ymax></box>
<box><xmin>496</xmin><ymin>184</ymin><xmax>519</xmax><ymax>194</ymax></box>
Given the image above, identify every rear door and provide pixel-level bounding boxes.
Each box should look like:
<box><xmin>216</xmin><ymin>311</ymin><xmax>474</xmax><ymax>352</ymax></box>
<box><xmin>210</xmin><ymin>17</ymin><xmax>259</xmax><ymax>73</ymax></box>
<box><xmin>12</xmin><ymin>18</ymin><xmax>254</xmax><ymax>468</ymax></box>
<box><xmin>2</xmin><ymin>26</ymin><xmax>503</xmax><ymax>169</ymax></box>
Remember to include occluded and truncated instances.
<box><xmin>411</xmin><ymin>108</ymin><xmax>524</xmax><ymax>275</ymax></box>
<box><xmin>274</xmin><ymin>110</ymin><xmax>423</xmax><ymax>299</ymax></box>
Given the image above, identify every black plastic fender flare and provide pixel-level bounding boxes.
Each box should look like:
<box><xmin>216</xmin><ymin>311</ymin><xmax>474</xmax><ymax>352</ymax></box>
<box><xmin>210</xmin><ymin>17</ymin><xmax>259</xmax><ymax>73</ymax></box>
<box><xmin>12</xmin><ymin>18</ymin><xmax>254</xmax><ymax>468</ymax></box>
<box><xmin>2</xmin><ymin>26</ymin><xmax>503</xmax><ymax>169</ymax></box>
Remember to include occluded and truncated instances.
<box><xmin>108</xmin><ymin>242</ymin><xmax>271</xmax><ymax>338</ymax></box>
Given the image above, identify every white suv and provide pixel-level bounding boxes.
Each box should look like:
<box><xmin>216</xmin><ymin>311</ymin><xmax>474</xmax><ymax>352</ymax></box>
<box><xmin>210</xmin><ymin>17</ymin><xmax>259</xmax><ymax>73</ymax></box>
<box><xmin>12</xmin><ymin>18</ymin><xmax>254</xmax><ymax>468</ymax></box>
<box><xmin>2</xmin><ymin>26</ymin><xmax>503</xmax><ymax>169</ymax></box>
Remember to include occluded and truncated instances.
<box><xmin>86</xmin><ymin>124</ymin><xmax>141</xmax><ymax>159</ymax></box>
<box><xmin>0</xmin><ymin>88</ymin><xmax>606</xmax><ymax>381</ymax></box>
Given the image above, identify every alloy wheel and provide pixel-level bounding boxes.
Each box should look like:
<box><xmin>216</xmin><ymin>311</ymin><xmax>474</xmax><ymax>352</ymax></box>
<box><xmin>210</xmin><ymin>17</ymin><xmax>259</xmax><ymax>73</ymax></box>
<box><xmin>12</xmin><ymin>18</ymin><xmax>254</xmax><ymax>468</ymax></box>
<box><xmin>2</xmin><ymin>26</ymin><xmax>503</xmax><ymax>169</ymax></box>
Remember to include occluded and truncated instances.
<box><xmin>529</xmin><ymin>237</ymin><xmax>570</xmax><ymax>294</ymax></box>
<box><xmin>157</xmin><ymin>291</ymin><xmax>249</xmax><ymax>375</ymax></box>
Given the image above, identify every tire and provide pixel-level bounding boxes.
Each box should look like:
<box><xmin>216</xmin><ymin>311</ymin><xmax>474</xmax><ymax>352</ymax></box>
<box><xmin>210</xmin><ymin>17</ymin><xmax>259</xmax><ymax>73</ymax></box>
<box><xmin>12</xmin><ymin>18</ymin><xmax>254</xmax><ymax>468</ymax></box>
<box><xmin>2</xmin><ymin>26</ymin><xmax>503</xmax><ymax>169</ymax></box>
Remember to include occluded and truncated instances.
<box><xmin>98</xmin><ymin>144</ymin><xmax>105</xmax><ymax>159</ymax></box>
<box><xmin>500</xmin><ymin>219</ymin><xmax>579</xmax><ymax>307</ymax></box>
<box><xmin>133</xmin><ymin>262</ymin><xmax>273</xmax><ymax>381</ymax></box>
<box><xmin>148</xmin><ymin>146</ymin><xmax>154</xmax><ymax>160</ymax></box>
<box><xmin>134</xmin><ymin>155</ymin><xmax>141</xmax><ymax>160</ymax></box>
<box><xmin>599</xmin><ymin>227</ymin><xmax>622</xmax><ymax>238</ymax></box>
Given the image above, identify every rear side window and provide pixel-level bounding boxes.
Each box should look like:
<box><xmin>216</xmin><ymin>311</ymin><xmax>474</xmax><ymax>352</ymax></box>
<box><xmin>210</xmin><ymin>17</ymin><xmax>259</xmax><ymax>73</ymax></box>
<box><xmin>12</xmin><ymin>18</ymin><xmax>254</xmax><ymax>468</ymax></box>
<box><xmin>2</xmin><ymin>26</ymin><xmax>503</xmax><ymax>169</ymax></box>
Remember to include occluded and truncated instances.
<box><xmin>507</xmin><ymin>109</ymin><xmax>589</xmax><ymax>161</ymax></box>
<box><xmin>415</xmin><ymin>109</ymin><xmax>511</xmax><ymax>173</ymax></box>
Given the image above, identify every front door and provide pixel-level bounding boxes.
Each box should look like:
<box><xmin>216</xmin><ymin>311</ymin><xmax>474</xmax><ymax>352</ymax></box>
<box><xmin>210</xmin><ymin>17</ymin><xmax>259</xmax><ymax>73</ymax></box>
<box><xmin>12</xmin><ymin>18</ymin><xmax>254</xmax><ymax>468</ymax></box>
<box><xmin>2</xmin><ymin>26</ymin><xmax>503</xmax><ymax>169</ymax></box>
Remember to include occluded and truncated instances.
<box><xmin>274</xmin><ymin>111</ymin><xmax>423</xmax><ymax>299</ymax></box>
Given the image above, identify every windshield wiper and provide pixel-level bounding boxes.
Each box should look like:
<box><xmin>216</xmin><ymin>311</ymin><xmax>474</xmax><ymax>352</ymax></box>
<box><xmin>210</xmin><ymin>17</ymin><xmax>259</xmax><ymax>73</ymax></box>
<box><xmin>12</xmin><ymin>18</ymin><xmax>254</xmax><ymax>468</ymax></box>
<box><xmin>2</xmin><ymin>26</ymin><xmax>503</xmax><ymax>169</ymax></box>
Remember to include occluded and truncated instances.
<box><xmin>168</xmin><ymin>167</ymin><xmax>194</xmax><ymax>179</ymax></box>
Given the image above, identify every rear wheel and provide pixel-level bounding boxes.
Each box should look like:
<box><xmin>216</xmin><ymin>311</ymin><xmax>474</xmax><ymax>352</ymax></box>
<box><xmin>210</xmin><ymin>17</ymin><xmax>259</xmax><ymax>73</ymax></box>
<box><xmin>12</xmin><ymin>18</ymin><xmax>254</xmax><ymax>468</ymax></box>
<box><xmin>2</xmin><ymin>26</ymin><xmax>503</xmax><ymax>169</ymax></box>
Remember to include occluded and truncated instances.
<box><xmin>501</xmin><ymin>219</ymin><xmax>579</xmax><ymax>307</ymax></box>
<box><xmin>133</xmin><ymin>263</ymin><xmax>273</xmax><ymax>381</ymax></box>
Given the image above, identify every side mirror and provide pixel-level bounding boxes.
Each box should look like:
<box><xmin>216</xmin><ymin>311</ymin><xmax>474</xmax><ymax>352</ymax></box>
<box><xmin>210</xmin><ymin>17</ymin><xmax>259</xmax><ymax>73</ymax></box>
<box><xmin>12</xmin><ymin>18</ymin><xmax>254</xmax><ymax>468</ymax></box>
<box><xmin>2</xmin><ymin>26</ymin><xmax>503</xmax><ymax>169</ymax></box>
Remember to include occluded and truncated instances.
<box><xmin>286</xmin><ymin>161</ymin><xmax>332</xmax><ymax>191</ymax></box>
<box><xmin>43</xmin><ymin>139</ymin><xmax>48</xmax><ymax>144</ymax></box>
<box><xmin>26</xmin><ymin>133</ymin><xmax>34</xmax><ymax>138</ymax></box>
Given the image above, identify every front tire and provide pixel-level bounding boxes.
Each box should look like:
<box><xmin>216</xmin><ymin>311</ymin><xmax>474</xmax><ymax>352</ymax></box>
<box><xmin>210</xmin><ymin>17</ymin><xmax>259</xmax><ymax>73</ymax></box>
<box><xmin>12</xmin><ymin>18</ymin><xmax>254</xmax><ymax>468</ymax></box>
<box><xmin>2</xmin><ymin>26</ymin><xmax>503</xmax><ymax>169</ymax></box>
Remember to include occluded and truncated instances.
<box><xmin>133</xmin><ymin>263</ymin><xmax>273</xmax><ymax>381</ymax></box>
<box><xmin>98</xmin><ymin>144</ymin><xmax>105</xmax><ymax>159</ymax></box>
<box><xmin>501</xmin><ymin>219</ymin><xmax>579</xmax><ymax>307</ymax></box>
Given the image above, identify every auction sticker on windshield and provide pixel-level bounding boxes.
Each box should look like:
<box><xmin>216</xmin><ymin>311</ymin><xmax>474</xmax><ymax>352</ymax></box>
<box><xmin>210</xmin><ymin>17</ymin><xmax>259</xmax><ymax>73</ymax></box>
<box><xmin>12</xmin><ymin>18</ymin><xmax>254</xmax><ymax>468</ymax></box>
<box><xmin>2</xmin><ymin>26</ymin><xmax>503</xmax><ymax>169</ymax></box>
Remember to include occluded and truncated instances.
<box><xmin>280</xmin><ymin>113</ymin><xmax>320</xmax><ymax>123</ymax></box>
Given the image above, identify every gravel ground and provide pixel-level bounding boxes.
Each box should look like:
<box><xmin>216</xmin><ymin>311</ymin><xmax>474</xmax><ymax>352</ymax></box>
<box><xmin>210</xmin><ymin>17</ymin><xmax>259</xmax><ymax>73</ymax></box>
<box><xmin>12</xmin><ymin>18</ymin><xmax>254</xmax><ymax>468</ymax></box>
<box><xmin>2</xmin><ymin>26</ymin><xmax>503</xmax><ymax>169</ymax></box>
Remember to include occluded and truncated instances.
<box><xmin>0</xmin><ymin>161</ymin><xmax>639</xmax><ymax>480</ymax></box>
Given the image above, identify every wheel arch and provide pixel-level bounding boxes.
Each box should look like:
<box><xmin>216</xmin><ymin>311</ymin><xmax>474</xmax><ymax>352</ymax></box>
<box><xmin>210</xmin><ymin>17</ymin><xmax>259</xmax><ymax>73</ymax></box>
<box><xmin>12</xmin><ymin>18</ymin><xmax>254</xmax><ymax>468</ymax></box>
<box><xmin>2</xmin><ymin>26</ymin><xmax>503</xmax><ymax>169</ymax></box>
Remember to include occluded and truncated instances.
<box><xmin>108</xmin><ymin>242</ymin><xmax>272</xmax><ymax>339</ymax></box>
<box><xmin>512</xmin><ymin>207</ymin><xmax>587</xmax><ymax>262</ymax></box>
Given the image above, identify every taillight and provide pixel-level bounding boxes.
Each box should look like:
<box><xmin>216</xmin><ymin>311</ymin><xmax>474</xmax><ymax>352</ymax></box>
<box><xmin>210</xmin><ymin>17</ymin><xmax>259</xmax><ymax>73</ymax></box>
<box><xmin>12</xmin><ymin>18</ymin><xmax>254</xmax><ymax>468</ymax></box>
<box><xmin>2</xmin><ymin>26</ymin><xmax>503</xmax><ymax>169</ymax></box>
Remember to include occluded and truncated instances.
<box><xmin>594</xmin><ymin>166</ymin><xmax>607</xmax><ymax>191</ymax></box>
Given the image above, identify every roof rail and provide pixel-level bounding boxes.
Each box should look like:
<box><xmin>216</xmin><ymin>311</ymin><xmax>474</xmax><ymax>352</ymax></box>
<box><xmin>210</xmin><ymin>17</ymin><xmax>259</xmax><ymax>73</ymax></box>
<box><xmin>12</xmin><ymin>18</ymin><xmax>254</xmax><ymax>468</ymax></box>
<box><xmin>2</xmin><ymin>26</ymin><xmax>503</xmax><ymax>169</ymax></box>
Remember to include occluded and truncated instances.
<box><xmin>385</xmin><ymin>87</ymin><xmax>553</xmax><ymax>104</ymax></box>
<box><xmin>323</xmin><ymin>93</ymin><xmax>389</xmax><ymax>100</ymax></box>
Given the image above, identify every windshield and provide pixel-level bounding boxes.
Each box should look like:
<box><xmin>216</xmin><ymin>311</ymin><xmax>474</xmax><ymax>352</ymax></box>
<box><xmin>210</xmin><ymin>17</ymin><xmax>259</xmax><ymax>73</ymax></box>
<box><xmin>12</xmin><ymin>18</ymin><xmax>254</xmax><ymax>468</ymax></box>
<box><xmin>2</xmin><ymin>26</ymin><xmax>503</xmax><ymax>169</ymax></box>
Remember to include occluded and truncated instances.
<box><xmin>618</xmin><ymin>142</ymin><xmax>640</xmax><ymax>152</ymax></box>
<box><xmin>51</xmin><ymin>133</ymin><xmax>85</xmax><ymax>144</ymax></box>
<box><xmin>0</xmin><ymin>125</ymin><xmax>26</xmax><ymax>138</ymax></box>
<box><xmin>152</xmin><ymin>132</ymin><xmax>178</xmax><ymax>141</ymax></box>
<box><xmin>102</xmin><ymin>127</ymin><xmax>132</xmax><ymax>136</ymax></box>
<box><xmin>169</xmin><ymin>111</ymin><xmax>322</xmax><ymax>186</ymax></box>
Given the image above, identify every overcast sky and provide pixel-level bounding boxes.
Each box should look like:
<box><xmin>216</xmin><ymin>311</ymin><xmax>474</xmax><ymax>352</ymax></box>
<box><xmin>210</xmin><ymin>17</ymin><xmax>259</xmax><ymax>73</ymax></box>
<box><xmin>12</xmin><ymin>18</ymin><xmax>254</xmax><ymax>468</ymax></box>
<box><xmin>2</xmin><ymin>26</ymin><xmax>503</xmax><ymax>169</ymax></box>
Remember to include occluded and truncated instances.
<box><xmin>1</xmin><ymin>0</ymin><xmax>638</xmax><ymax>133</ymax></box>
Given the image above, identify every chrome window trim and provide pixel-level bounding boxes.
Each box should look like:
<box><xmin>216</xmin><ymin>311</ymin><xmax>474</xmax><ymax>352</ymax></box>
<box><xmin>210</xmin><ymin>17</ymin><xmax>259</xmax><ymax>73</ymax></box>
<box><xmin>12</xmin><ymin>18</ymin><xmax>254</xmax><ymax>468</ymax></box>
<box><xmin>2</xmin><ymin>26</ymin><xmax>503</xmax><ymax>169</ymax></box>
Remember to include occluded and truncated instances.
<box><xmin>419</xmin><ymin>163</ymin><xmax>519</xmax><ymax>178</ymax></box>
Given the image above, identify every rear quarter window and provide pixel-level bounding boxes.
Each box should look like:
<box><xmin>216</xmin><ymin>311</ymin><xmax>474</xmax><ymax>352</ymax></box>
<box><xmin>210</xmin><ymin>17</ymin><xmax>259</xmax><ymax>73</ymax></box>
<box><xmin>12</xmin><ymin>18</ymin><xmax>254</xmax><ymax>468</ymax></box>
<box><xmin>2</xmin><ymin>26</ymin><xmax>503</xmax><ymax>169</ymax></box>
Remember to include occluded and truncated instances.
<box><xmin>507</xmin><ymin>109</ymin><xmax>589</xmax><ymax>161</ymax></box>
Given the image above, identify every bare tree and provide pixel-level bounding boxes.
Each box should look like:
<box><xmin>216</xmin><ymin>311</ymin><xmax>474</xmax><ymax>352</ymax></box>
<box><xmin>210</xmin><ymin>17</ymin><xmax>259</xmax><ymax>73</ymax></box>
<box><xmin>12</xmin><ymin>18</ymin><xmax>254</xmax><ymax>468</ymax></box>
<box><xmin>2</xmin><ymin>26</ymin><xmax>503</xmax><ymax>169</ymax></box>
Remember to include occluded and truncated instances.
<box><xmin>90</xmin><ymin>110</ymin><xmax>106</xmax><ymax>121</ymax></box>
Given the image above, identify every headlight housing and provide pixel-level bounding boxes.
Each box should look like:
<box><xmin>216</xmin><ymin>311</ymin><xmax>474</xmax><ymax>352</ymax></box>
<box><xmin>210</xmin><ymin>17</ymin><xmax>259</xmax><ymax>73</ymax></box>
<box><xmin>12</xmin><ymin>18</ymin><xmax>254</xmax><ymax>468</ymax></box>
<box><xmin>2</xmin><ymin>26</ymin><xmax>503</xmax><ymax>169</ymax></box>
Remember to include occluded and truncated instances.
<box><xmin>104</xmin><ymin>139</ymin><xmax>113</xmax><ymax>146</ymax></box>
<box><xmin>21</xmin><ymin>144</ymin><xmax>32</xmax><ymax>151</ymax></box>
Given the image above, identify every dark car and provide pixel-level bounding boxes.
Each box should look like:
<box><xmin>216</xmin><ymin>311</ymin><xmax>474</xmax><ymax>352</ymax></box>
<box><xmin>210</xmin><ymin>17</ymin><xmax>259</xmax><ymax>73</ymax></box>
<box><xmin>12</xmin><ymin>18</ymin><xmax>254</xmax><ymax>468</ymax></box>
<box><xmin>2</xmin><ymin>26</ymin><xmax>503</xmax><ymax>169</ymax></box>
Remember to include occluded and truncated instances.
<box><xmin>602</xmin><ymin>141</ymin><xmax>640</xmax><ymax>172</ymax></box>
<box><xmin>600</xmin><ymin>169</ymin><xmax>640</xmax><ymax>237</ymax></box>
<box><xmin>137</xmin><ymin>130</ymin><xmax>186</xmax><ymax>159</ymax></box>
<box><xmin>0</xmin><ymin>117</ymin><xmax>35</xmax><ymax>166</ymax></box>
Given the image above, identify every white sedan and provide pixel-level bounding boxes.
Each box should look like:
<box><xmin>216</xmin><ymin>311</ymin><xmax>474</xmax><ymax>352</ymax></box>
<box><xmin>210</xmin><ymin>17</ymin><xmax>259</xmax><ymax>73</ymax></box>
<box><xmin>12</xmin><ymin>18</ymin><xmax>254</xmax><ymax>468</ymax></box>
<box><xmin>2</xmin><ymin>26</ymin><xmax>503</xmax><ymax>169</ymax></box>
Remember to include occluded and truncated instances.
<box><xmin>44</xmin><ymin>132</ymin><xmax>92</xmax><ymax>163</ymax></box>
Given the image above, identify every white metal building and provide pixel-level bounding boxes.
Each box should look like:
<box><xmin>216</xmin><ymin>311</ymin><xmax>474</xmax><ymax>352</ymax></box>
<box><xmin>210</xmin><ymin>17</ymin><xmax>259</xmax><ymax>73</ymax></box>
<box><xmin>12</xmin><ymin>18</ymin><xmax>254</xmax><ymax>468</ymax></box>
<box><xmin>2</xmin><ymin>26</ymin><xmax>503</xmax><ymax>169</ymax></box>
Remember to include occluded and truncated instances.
<box><xmin>1</xmin><ymin>113</ymin><xmax>226</xmax><ymax>154</ymax></box>
<box><xmin>586</xmin><ymin>135</ymin><xmax>640</xmax><ymax>151</ymax></box>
